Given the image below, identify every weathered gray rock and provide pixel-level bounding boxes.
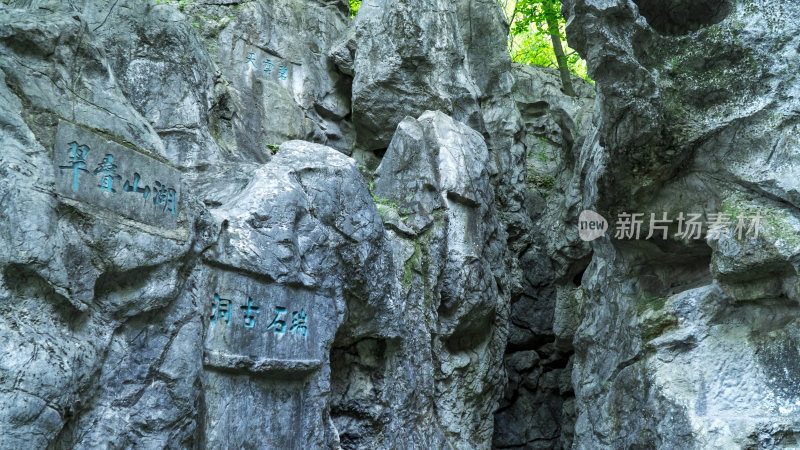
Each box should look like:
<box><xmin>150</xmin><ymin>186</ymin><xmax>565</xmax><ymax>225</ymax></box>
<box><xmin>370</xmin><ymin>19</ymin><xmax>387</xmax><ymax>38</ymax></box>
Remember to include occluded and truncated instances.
<box><xmin>514</xmin><ymin>64</ymin><xmax>594</xmax><ymax>179</ymax></box>
<box><xmin>0</xmin><ymin>9</ymin><xmax>202</xmax><ymax>448</ymax></box>
<box><xmin>82</xmin><ymin>0</ymin><xmax>225</xmax><ymax>171</ymax></box>
<box><xmin>201</xmin><ymin>0</ymin><xmax>356</xmax><ymax>156</ymax></box>
<box><xmin>560</xmin><ymin>0</ymin><xmax>800</xmax><ymax>447</ymax></box>
<box><xmin>350</xmin><ymin>0</ymin><xmax>483</xmax><ymax>151</ymax></box>
<box><xmin>492</xmin><ymin>64</ymin><xmax>596</xmax><ymax>450</ymax></box>
<box><xmin>337</xmin><ymin>110</ymin><xmax>509</xmax><ymax>449</ymax></box>
<box><xmin>18</xmin><ymin>0</ymin><xmax>800</xmax><ymax>447</ymax></box>
<box><xmin>0</xmin><ymin>0</ymin><xmax>530</xmax><ymax>446</ymax></box>
<box><xmin>192</xmin><ymin>141</ymin><xmax>394</xmax><ymax>448</ymax></box>
<box><xmin>348</xmin><ymin>0</ymin><xmax>532</xmax><ymax>293</ymax></box>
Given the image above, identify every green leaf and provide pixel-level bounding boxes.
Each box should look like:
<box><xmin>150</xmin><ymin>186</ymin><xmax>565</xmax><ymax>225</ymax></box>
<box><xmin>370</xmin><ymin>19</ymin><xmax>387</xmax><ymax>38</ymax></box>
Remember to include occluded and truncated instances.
<box><xmin>503</xmin><ymin>0</ymin><xmax>592</xmax><ymax>82</ymax></box>
<box><xmin>348</xmin><ymin>0</ymin><xmax>361</xmax><ymax>18</ymax></box>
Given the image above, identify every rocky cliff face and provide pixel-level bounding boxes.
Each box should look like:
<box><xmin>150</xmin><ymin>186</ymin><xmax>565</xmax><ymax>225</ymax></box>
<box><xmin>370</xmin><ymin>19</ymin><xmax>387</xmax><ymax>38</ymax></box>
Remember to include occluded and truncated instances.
<box><xmin>0</xmin><ymin>0</ymin><xmax>525</xmax><ymax>447</ymax></box>
<box><xmin>493</xmin><ymin>64</ymin><xmax>595</xmax><ymax>449</ymax></box>
<box><xmin>1</xmin><ymin>0</ymin><xmax>798</xmax><ymax>448</ymax></box>
<box><xmin>561</xmin><ymin>0</ymin><xmax>800</xmax><ymax>447</ymax></box>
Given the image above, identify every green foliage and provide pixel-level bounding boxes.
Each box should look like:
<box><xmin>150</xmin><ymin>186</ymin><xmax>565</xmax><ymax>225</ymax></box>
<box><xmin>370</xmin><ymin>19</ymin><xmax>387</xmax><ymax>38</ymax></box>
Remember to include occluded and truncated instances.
<box><xmin>368</xmin><ymin>182</ymin><xmax>396</xmax><ymax>209</ymax></box>
<box><xmin>527</xmin><ymin>170</ymin><xmax>555</xmax><ymax>189</ymax></box>
<box><xmin>636</xmin><ymin>292</ymin><xmax>667</xmax><ymax>313</ymax></box>
<box><xmin>348</xmin><ymin>0</ymin><xmax>361</xmax><ymax>18</ymax></box>
<box><xmin>534</xmin><ymin>150</ymin><xmax>550</xmax><ymax>162</ymax></box>
<box><xmin>402</xmin><ymin>244</ymin><xmax>421</xmax><ymax>287</ymax></box>
<box><xmin>367</xmin><ymin>182</ymin><xmax>413</xmax><ymax>222</ymax></box>
<box><xmin>501</xmin><ymin>0</ymin><xmax>591</xmax><ymax>82</ymax></box>
<box><xmin>372</xmin><ymin>195</ymin><xmax>398</xmax><ymax>209</ymax></box>
<box><xmin>357</xmin><ymin>163</ymin><xmax>370</xmax><ymax>180</ymax></box>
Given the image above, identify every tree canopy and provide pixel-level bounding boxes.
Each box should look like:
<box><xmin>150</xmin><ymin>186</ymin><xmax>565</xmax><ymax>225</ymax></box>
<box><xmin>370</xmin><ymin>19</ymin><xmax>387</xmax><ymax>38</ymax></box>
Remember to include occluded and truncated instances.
<box><xmin>502</xmin><ymin>0</ymin><xmax>591</xmax><ymax>88</ymax></box>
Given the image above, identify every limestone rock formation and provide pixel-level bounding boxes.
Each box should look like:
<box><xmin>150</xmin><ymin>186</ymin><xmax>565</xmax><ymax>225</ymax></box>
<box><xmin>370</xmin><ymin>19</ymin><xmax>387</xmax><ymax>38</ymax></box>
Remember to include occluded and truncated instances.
<box><xmin>349</xmin><ymin>0</ymin><xmax>483</xmax><ymax>151</ymax></box>
<box><xmin>0</xmin><ymin>0</ymin><xmax>524</xmax><ymax>448</ymax></box>
<box><xmin>561</xmin><ymin>0</ymin><xmax>800</xmax><ymax>447</ymax></box>
<box><xmin>2</xmin><ymin>0</ymin><xmax>799</xmax><ymax>448</ymax></box>
<box><xmin>493</xmin><ymin>64</ymin><xmax>595</xmax><ymax>450</ymax></box>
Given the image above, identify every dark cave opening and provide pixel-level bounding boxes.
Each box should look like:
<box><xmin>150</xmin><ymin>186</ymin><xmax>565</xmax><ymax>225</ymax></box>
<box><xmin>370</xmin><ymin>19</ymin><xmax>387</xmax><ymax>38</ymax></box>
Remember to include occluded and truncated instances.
<box><xmin>633</xmin><ymin>0</ymin><xmax>732</xmax><ymax>35</ymax></box>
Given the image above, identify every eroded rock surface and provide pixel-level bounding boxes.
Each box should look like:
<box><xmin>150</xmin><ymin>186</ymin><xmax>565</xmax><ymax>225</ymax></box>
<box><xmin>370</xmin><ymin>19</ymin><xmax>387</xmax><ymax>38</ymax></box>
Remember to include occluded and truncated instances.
<box><xmin>2</xmin><ymin>0</ymin><xmax>798</xmax><ymax>448</ymax></box>
<box><xmin>0</xmin><ymin>0</ymin><xmax>525</xmax><ymax>448</ymax></box>
<box><xmin>492</xmin><ymin>65</ymin><xmax>595</xmax><ymax>450</ymax></box>
<box><xmin>561</xmin><ymin>0</ymin><xmax>800</xmax><ymax>447</ymax></box>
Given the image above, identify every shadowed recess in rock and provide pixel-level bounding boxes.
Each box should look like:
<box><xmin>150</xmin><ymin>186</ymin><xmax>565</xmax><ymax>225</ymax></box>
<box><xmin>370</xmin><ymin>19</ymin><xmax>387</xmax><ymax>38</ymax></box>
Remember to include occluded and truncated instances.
<box><xmin>634</xmin><ymin>0</ymin><xmax>732</xmax><ymax>35</ymax></box>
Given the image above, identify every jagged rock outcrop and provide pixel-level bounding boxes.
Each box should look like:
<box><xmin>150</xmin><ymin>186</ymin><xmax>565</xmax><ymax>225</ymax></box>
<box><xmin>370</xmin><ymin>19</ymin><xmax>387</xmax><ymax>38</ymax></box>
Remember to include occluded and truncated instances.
<box><xmin>561</xmin><ymin>0</ymin><xmax>800</xmax><ymax>447</ymax></box>
<box><xmin>347</xmin><ymin>0</ymin><xmax>483</xmax><ymax>151</ymax></box>
<box><xmin>329</xmin><ymin>110</ymin><xmax>510</xmax><ymax>448</ymax></box>
<box><xmin>0</xmin><ymin>0</ymin><xmax>526</xmax><ymax>448</ymax></box>
<box><xmin>493</xmin><ymin>64</ymin><xmax>595</xmax><ymax>449</ymax></box>
<box><xmin>6</xmin><ymin>0</ymin><xmax>795</xmax><ymax>447</ymax></box>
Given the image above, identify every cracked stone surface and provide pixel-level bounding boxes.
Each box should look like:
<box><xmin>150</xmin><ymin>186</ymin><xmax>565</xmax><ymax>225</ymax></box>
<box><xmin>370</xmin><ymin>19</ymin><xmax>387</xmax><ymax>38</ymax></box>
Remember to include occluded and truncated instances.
<box><xmin>2</xmin><ymin>0</ymin><xmax>799</xmax><ymax>448</ymax></box>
